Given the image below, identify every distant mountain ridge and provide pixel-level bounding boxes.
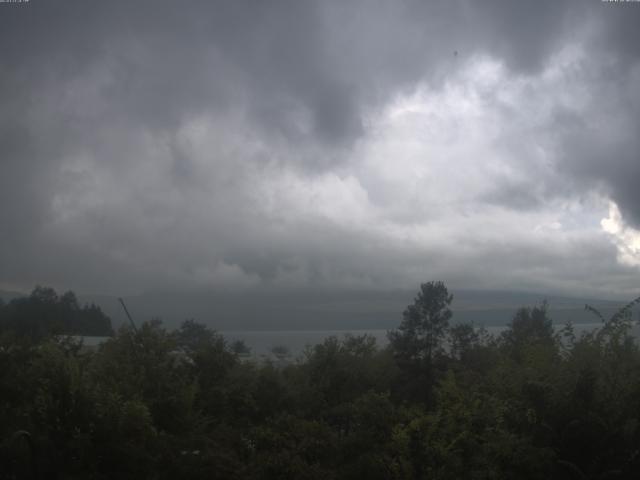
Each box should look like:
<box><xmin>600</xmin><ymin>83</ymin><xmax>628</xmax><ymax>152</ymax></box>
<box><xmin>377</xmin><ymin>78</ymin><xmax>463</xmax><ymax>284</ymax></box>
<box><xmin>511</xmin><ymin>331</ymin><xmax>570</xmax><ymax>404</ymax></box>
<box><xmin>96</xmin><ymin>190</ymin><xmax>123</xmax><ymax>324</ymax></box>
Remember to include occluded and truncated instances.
<box><xmin>74</xmin><ymin>289</ymin><xmax>630</xmax><ymax>332</ymax></box>
<box><xmin>0</xmin><ymin>290</ymin><xmax>26</xmax><ymax>303</ymax></box>
<box><xmin>3</xmin><ymin>287</ymin><xmax>632</xmax><ymax>332</ymax></box>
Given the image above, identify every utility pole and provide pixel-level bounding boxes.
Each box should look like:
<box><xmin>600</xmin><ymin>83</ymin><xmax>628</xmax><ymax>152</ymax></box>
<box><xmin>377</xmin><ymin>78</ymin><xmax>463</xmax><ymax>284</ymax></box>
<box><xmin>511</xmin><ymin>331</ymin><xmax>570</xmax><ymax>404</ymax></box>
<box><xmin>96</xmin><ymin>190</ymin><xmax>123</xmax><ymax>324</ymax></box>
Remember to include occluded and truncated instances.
<box><xmin>118</xmin><ymin>297</ymin><xmax>139</xmax><ymax>334</ymax></box>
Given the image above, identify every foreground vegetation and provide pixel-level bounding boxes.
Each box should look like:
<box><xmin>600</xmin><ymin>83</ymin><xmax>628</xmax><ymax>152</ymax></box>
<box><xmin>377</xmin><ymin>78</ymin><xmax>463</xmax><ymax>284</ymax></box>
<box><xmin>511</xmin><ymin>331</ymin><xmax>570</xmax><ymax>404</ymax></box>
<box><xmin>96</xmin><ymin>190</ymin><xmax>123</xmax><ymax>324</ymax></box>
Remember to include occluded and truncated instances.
<box><xmin>1</xmin><ymin>283</ymin><xmax>640</xmax><ymax>479</ymax></box>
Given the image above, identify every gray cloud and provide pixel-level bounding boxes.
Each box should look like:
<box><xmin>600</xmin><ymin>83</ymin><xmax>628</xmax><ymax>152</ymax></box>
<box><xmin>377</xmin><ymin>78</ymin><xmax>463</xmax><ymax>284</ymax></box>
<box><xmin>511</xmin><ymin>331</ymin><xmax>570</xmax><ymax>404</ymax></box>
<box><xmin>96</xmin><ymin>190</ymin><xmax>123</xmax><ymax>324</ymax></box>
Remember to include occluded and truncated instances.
<box><xmin>1</xmin><ymin>0</ymin><xmax>639</xmax><ymax>298</ymax></box>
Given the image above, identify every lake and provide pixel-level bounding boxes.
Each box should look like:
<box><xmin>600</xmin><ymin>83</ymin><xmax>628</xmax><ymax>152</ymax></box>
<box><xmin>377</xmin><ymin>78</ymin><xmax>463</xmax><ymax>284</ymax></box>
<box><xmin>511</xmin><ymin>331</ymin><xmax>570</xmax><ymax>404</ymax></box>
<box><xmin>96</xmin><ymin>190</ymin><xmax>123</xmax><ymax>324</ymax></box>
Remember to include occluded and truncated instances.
<box><xmin>67</xmin><ymin>322</ymin><xmax>639</xmax><ymax>359</ymax></box>
<box><xmin>222</xmin><ymin>322</ymin><xmax>638</xmax><ymax>358</ymax></box>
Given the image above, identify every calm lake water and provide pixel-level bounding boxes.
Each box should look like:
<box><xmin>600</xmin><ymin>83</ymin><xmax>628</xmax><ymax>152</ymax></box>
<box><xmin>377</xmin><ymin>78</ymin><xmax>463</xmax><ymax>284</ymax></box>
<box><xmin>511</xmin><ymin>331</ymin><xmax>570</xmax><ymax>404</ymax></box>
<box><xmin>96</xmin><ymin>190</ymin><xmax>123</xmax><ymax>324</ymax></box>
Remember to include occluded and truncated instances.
<box><xmin>222</xmin><ymin>322</ymin><xmax>638</xmax><ymax>358</ymax></box>
<box><xmin>72</xmin><ymin>322</ymin><xmax>639</xmax><ymax>359</ymax></box>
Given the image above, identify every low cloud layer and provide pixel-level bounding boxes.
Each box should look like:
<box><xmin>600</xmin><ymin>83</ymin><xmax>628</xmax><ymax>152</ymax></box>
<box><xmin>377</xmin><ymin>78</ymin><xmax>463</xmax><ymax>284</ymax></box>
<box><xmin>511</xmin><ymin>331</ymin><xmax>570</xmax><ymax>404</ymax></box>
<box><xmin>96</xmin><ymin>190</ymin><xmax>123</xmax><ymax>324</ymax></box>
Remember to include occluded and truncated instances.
<box><xmin>1</xmin><ymin>0</ymin><xmax>639</xmax><ymax>299</ymax></box>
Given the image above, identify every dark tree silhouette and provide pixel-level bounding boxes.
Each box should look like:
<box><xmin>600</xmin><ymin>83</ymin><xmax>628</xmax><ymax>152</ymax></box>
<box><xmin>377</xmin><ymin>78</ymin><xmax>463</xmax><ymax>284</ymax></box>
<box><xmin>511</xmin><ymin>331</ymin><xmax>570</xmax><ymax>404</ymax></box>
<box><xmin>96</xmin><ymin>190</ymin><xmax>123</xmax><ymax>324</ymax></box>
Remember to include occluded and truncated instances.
<box><xmin>0</xmin><ymin>286</ymin><xmax>113</xmax><ymax>340</ymax></box>
<box><xmin>388</xmin><ymin>281</ymin><xmax>453</xmax><ymax>365</ymax></box>
<box><xmin>388</xmin><ymin>281</ymin><xmax>453</xmax><ymax>402</ymax></box>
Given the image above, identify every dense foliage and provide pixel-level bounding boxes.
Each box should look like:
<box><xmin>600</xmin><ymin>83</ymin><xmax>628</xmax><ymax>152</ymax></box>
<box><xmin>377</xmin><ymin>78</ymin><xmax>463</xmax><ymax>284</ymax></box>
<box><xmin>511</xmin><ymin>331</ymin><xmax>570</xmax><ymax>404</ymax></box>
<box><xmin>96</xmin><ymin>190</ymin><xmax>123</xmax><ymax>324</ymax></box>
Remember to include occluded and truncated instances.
<box><xmin>1</xmin><ymin>282</ymin><xmax>640</xmax><ymax>479</ymax></box>
<box><xmin>0</xmin><ymin>287</ymin><xmax>113</xmax><ymax>341</ymax></box>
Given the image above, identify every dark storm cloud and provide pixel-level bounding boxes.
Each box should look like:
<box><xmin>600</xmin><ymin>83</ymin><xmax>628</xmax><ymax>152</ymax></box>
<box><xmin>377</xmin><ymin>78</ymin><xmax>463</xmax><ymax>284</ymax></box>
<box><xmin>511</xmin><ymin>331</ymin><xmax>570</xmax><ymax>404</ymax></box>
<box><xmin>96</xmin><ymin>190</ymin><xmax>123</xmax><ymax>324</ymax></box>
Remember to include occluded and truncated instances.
<box><xmin>1</xmin><ymin>0</ymin><xmax>639</xmax><ymax>295</ymax></box>
<box><xmin>547</xmin><ymin>37</ymin><xmax>640</xmax><ymax>227</ymax></box>
<box><xmin>0</xmin><ymin>0</ymin><xmax>592</xmax><ymax>146</ymax></box>
<box><xmin>549</xmin><ymin>3</ymin><xmax>640</xmax><ymax>227</ymax></box>
<box><xmin>559</xmin><ymin>114</ymin><xmax>640</xmax><ymax>227</ymax></box>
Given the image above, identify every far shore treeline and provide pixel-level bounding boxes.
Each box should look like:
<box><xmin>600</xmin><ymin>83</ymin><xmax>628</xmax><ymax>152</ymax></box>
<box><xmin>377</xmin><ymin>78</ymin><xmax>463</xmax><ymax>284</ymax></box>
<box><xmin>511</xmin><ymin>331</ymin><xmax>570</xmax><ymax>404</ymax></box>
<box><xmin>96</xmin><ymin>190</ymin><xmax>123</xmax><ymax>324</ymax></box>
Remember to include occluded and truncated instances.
<box><xmin>1</xmin><ymin>282</ymin><xmax>640</xmax><ymax>479</ymax></box>
<box><xmin>0</xmin><ymin>286</ymin><xmax>113</xmax><ymax>340</ymax></box>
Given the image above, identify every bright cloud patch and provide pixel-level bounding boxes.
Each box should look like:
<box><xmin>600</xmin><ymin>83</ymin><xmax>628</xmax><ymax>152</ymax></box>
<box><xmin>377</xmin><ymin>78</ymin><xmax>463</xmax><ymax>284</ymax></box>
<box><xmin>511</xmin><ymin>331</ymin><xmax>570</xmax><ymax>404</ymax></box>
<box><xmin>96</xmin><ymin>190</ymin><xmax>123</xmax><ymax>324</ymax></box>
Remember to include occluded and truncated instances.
<box><xmin>602</xmin><ymin>202</ymin><xmax>640</xmax><ymax>267</ymax></box>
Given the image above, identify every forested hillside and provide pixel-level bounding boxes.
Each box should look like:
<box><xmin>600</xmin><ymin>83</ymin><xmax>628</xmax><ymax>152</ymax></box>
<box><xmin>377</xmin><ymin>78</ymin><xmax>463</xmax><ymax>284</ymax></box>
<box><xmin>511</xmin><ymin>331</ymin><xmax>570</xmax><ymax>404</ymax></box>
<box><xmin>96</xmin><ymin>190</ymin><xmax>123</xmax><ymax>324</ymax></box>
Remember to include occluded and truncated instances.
<box><xmin>1</xmin><ymin>282</ymin><xmax>640</xmax><ymax>479</ymax></box>
<box><xmin>0</xmin><ymin>287</ymin><xmax>113</xmax><ymax>341</ymax></box>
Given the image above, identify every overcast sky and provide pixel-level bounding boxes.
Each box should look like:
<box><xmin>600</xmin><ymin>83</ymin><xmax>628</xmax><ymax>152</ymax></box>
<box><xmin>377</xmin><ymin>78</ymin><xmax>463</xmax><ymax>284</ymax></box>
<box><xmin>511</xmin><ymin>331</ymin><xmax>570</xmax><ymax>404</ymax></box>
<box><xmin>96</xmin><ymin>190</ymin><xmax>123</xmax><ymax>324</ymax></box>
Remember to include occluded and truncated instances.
<box><xmin>1</xmin><ymin>0</ymin><xmax>639</xmax><ymax>299</ymax></box>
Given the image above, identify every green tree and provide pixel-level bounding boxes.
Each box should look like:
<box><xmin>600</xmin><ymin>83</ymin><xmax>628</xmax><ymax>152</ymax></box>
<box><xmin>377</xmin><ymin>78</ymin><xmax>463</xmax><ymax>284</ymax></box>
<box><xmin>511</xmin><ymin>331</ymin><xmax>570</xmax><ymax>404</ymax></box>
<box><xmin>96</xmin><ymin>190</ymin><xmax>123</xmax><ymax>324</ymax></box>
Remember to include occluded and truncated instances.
<box><xmin>448</xmin><ymin>323</ymin><xmax>479</xmax><ymax>361</ymax></box>
<box><xmin>501</xmin><ymin>302</ymin><xmax>554</xmax><ymax>362</ymax></box>
<box><xmin>388</xmin><ymin>281</ymin><xmax>453</xmax><ymax>404</ymax></box>
<box><xmin>388</xmin><ymin>282</ymin><xmax>452</xmax><ymax>367</ymax></box>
